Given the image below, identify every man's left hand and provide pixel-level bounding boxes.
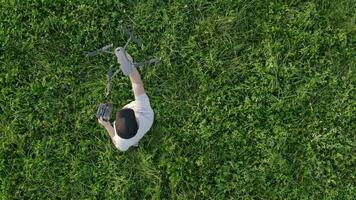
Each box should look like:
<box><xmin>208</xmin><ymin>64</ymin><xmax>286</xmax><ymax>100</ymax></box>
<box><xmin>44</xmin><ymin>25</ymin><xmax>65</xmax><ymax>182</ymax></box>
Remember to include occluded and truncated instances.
<box><xmin>98</xmin><ymin>117</ymin><xmax>111</xmax><ymax>128</ymax></box>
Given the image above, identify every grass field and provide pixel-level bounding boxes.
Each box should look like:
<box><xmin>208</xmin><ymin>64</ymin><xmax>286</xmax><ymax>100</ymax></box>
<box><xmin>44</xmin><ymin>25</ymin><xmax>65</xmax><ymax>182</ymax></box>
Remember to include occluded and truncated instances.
<box><xmin>1</xmin><ymin>0</ymin><xmax>355</xmax><ymax>199</ymax></box>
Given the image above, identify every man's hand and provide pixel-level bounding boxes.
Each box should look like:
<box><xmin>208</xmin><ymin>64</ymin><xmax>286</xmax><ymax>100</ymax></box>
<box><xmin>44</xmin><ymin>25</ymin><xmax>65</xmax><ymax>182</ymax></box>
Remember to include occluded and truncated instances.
<box><xmin>98</xmin><ymin>117</ymin><xmax>111</xmax><ymax>128</ymax></box>
<box><xmin>98</xmin><ymin>117</ymin><xmax>116</xmax><ymax>140</ymax></box>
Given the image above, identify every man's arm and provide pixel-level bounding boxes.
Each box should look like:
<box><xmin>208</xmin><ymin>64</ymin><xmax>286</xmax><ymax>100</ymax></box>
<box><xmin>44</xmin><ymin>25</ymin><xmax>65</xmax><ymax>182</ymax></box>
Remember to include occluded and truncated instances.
<box><xmin>98</xmin><ymin>117</ymin><xmax>116</xmax><ymax>145</ymax></box>
<box><xmin>129</xmin><ymin>68</ymin><xmax>145</xmax><ymax>97</ymax></box>
<box><xmin>114</xmin><ymin>48</ymin><xmax>146</xmax><ymax>97</ymax></box>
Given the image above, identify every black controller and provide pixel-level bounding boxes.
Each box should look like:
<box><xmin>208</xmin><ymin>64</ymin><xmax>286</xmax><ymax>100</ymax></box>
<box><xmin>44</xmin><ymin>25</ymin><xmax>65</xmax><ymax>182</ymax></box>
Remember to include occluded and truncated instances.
<box><xmin>96</xmin><ymin>103</ymin><xmax>113</xmax><ymax>121</ymax></box>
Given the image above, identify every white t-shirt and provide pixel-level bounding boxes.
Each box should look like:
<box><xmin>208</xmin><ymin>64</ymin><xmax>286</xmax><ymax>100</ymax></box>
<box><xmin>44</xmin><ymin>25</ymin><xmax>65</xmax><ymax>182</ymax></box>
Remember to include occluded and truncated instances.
<box><xmin>113</xmin><ymin>93</ymin><xmax>154</xmax><ymax>151</ymax></box>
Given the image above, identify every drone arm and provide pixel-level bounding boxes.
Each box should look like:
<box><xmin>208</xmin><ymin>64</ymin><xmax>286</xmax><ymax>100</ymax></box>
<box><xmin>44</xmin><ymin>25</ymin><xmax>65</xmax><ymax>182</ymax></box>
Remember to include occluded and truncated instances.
<box><xmin>132</xmin><ymin>62</ymin><xmax>144</xmax><ymax>68</ymax></box>
<box><xmin>133</xmin><ymin>58</ymin><xmax>161</xmax><ymax>68</ymax></box>
<box><xmin>103</xmin><ymin>50</ymin><xmax>115</xmax><ymax>54</ymax></box>
<box><xmin>86</xmin><ymin>44</ymin><xmax>114</xmax><ymax>56</ymax></box>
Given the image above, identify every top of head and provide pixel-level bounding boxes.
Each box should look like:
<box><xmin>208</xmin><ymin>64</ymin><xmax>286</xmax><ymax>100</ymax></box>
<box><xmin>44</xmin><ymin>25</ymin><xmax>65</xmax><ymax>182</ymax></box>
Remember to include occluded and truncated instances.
<box><xmin>115</xmin><ymin>108</ymin><xmax>138</xmax><ymax>139</ymax></box>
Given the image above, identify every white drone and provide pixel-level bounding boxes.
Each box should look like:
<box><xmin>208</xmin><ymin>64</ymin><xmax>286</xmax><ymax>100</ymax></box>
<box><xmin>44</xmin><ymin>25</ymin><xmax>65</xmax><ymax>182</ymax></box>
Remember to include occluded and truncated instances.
<box><xmin>86</xmin><ymin>27</ymin><xmax>160</xmax><ymax>76</ymax></box>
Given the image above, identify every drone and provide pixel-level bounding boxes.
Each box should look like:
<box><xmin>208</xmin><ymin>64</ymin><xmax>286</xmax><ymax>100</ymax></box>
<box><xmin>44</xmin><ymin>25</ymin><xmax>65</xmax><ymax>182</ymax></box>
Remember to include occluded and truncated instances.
<box><xmin>86</xmin><ymin>27</ymin><xmax>160</xmax><ymax>76</ymax></box>
<box><xmin>90</xmin><ymin>27</ymin><xmax>160</xmax><ymax>121</ymax></box>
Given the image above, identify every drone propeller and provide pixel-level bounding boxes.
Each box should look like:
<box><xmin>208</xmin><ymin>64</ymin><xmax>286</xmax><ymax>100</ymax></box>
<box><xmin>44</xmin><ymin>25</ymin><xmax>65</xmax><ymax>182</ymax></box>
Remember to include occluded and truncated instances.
<box><xmin>122</xmin><ymin>26</ymin><xmax>143</xmax><ymax>48</ymax></box>
<box><xmin>133</xmin><ymin>58</ymin><xmax>161</xmax><ymax>67</ymax></box>
<box><xmin>86</xmin><ymin>43</ymin><xmax>114</xmax><ymax>57</ymax></box>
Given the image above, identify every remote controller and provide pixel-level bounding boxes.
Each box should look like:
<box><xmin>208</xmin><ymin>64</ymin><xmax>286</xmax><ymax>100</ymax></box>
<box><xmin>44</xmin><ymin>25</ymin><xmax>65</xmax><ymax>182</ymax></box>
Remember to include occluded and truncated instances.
<box><xmin>96</xmin><ymin>103</ymin><xmax>113</xmax><ymax>121</ymax></box>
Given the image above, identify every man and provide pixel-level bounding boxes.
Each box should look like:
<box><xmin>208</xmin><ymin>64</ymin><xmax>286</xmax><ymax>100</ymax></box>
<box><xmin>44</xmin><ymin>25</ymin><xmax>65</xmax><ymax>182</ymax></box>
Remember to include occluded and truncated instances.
<box><xmin>98</xmin><ymin>48</ymin><xmax>154</xmax><ymax>151</ymax></box>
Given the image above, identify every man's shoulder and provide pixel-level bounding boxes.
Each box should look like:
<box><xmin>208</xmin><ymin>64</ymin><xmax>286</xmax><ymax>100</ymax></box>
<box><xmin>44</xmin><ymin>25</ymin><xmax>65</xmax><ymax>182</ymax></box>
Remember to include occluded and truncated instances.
<box><xmin>135</xmin><ymin>93</ymin><xmax>150</xmax><ymax>104</ymax></box>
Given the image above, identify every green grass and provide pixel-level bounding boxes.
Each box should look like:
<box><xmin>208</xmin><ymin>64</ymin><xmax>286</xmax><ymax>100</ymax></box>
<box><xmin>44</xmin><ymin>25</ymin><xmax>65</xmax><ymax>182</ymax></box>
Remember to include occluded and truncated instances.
<box><xmin>1</xmin><ymin>0</ymin><xmax>355</xmax><ymax>199</ymax></box>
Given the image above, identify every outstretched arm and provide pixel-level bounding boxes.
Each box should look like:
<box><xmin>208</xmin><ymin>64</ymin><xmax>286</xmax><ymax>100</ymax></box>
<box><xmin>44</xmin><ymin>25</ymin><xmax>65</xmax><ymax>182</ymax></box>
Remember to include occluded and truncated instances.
<box><xmin>114</xmin><ymin>48</ymin><xmax>146</xmax><ymax>98</ymax></box>
<box><xmin>129</xmin><ymin>68</ymin><xmax>145</xmax><ymax>97</ymax></box>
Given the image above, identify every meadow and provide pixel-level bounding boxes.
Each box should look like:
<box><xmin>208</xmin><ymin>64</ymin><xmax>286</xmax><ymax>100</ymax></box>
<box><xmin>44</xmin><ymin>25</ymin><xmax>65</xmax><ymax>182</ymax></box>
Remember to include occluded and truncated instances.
<box><xmin>0</xmin><ymin>0</ymin><xmax>355</xmax><ymax>199</ymax></box>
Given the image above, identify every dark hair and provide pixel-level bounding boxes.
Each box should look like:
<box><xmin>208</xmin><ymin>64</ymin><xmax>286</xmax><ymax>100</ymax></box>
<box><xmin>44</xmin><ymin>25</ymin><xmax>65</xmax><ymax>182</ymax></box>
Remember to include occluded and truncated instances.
<box><xmin>115</xmin><ymin>108</ymin><xmax>138</xmax><ymax>139</ymax></box>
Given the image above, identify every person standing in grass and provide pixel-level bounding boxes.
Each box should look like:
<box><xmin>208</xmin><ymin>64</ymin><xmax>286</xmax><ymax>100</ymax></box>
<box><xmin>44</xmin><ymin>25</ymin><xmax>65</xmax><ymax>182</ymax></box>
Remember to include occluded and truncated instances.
<box><xmin>97</xmin><ymin>49</ymin><xmax>154</xmax><ymax>151</ymax></box>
